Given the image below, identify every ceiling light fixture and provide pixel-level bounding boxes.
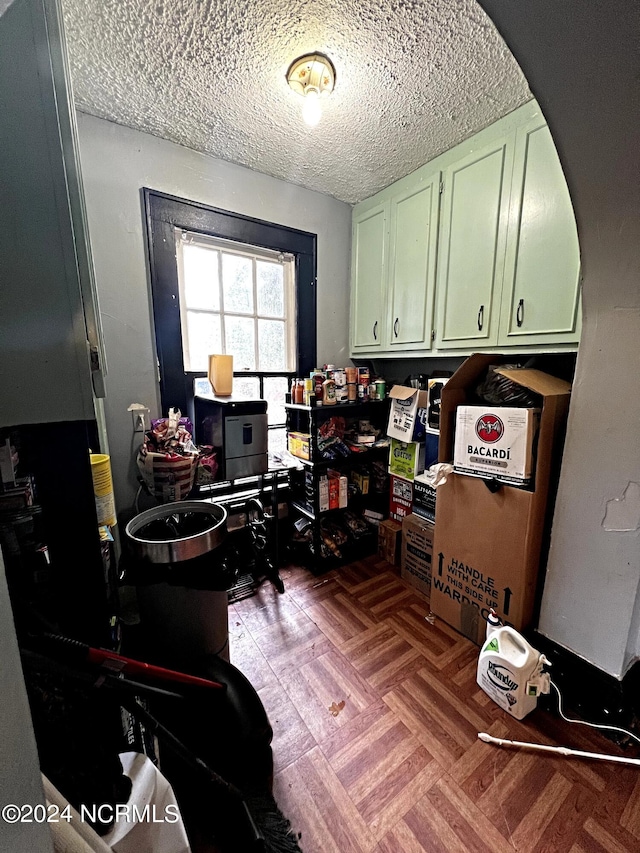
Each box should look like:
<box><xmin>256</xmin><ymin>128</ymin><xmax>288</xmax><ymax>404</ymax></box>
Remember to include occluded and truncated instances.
<box><xmin>286</xmin><ymin>53</ymin><xmax>336</xmax><ymax>128</ymax></box>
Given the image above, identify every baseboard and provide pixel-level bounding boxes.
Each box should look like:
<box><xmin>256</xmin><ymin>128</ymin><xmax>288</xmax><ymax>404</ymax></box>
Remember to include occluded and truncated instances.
<box><xmin>526</xmin><ymin>629</ymin><xmax>640</xmax><ymax>744</ymax></box>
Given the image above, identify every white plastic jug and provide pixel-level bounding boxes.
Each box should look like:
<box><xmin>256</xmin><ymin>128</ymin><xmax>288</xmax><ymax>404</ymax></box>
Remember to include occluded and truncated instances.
<box><xmin>476</xmin><ymin>625</ymin><xmax>548</xmax><ymax>720</ymax></box>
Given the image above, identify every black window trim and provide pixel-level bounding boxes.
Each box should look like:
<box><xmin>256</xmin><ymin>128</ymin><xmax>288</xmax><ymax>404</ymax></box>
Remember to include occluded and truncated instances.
<box><xmin>143</xmin><ymin>188</ymin><xmax>317</xmax><ymax>417</ymax></box>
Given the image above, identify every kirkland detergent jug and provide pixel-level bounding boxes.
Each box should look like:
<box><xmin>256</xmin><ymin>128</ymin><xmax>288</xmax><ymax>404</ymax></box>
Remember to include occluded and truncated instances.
<box><xmin>476</xmin><ymin>623</ymin><xmax>550</xmax><ymax>720</ymax></box>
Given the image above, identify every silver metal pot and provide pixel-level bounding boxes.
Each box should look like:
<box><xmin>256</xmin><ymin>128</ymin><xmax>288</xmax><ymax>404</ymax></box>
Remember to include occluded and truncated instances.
<box><xmin>125</xmin><ymin>500</ymin><xmax>228</xmax><ymax>564</ymax></box>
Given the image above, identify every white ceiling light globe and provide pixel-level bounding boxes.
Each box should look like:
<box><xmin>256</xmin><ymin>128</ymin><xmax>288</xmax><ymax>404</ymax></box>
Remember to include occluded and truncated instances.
<box><xmin>302</xmin><ymin>90</ymin><xmax>322</xmax><ymax>127</ymax></box>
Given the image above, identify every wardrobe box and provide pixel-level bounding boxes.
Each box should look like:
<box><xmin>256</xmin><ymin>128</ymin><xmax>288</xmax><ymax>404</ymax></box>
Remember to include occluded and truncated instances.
<box><xmin>431</xmin><ymin>355</ymin><xmax>571</xmax><ymax>644</ymax></box>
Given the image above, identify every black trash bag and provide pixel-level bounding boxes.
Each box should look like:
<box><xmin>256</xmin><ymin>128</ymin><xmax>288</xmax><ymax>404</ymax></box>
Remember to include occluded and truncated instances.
<box><xmin>23</xmin><ymin>662</ymin><xmax>132</xmax><ymax>835</ymax></box>
<box><xmin>476</xmin><ymin>364</ymin><xmax>541</xmax><ymax>407</ymax></box>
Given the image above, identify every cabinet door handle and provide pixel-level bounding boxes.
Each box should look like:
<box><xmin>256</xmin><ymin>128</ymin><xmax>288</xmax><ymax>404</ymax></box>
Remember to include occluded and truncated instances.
<box><xmin>516</xmin><ymin>298</ymin><xmax>524</xmax><ymax>328</ymax></box>
<box><xmin>393</xmin><ymin>318</ymin><xmax>399</xmax><ymax>338</ymax></box>
<box><xmin>477</xmin><ymin>304</ymin><xmax>484</xmax><ymax>332</ymax></box>
<box><xmin>373</xmin><ymin>320</ymin><xmax>378</xmax><ymax>340</ymax></box>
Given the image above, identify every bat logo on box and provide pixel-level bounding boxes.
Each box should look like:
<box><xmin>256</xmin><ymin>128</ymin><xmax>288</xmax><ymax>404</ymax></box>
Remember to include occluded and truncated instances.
<box><xmin>475</xmin><ymin>414</ymin><xmax>504</xmax><ymax>443</ymax></box>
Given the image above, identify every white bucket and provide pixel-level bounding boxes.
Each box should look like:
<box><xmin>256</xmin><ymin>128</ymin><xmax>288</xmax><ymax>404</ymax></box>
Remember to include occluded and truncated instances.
<box><xmin>476</xmin><ymin>625</ymin><xmax>546</xmax><ymax>720</ymax></box>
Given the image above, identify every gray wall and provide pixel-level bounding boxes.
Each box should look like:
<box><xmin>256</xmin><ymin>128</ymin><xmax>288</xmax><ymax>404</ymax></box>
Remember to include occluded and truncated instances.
<box><xmin>0</xmin><ymin>553</ymin><xmax>53</xmax><ymax>853</ymax></box>
<box><xmin>479</xmin><ymin>0</ymin><xmax>640</xmax><ymax>678</ymax></box>
<box><xmin>76</xmin><ymin>114</ymin><xmax>352</xmax><ymax>511</ymax></box>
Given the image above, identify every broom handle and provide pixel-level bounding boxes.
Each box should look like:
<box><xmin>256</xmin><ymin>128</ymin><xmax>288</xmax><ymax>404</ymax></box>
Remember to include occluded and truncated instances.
<box><xmin>119</xmin><ymin>695</ymin><xmax>240</xmax><ymax>795</ymax></box>
<box><xmin>478</xmin><ymin>732</ymin><xmax>640</xmax><ymax>766</ymax></box>
<box><xmin>40</xmin><ymin>632</ymin><xmax>225</xmax><ymax>691</ymax></box>
<box><xmin>119</xmin><ymin>696</ymin><xmax>265</xmax><ymax>848</ymax></box>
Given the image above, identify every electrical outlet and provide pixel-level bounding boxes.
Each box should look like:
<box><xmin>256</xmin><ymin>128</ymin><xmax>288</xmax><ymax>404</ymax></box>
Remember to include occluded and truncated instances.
<box><xmin>133</xmin><ymin>412</ymin><xmax>147</xmax><ymax>432</ymax></box>
<box><xmin>128</xmin><ymin>404</ymin><xmax>150</xmax><ymax>433</ymax></box>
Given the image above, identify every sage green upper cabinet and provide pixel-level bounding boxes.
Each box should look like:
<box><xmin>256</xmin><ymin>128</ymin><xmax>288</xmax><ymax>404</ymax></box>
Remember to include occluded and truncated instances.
<box><xmin>349</xmin><ymin>101</ymin><xmax>581</xmax><ymax>358</ymax></box>
<box><xmin>350</xmin><ymin>172</ymin><xmax>440</xmax><ymax>355</ymax></box>
<box><xmin>386</xmin><ymin>176</ymin><xmax>440</xmax><ymax>351</ymax></box>
<box><xmin>498</xmin><ymin>117</ymin><xmax>581</xmax><ymax>346</ymax></box>
<box><xmin>350</xmin><ymin>200</ymin><xmax>388</xmax><ymax>351</ymax></box>
<box><xmin>435</xmin><ymin>136</ymin><xmax>514</xmax><ymax>349</ymax></box>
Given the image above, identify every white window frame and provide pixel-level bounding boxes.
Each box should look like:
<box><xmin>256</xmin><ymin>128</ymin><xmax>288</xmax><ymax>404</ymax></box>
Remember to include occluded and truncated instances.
<box><xmin>175</xmin><ymin>229</ymin><xmax>297</xmax><ymax>374</ymax></box>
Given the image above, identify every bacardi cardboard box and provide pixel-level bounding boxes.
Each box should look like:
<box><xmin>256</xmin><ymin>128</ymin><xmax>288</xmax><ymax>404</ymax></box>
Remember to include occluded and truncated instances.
<box><xmin>387</xmin><ymin>386</ymin><xmax>429</xmax><ymax>443</ymax></box>
<box><xmin>453</xmin><ymin>405</ymin><xmax>540</xmax><ymax>486</ymax></box>
<box><xmin>432</xmin><ymin>354</ymin><xmax>571</xmax><ymax>644</ymax></box>
<box><xmin>401</xmin><ymin>513</ymin><xmax>434</xmax><ymax>601</ymax></box>
<box><xmin>389</xmin><ymin>474</ymin><xmax>413</xmax><ymax>521</ymax></box>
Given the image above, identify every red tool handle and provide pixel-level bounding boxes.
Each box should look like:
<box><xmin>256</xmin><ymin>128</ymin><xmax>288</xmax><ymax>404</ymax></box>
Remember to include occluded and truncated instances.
<box><xmin>85</xmin><ymin>648</ymin><xmax>225</xmax><ymax>690</ymax></box>
<box><xmin>36</xmin><ymin>632</ymin><xmax>225</xmax><ymax>691</ymax></box>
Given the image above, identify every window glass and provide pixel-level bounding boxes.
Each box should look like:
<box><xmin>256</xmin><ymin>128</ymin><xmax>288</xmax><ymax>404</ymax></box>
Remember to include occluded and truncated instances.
<box><xmin>232</xmin><ymin>376</ymin><xmax>260</xmax><ymax>399</ymax></box>
<box><xmin>257</xmin><ymin>261</ymin><xmax>284</xmax><ymax>317</ymax></box>
<box><xmin>263</xmin><ymin>376</ymin><xmax>288</xmax><ymax>425</ymax></box>
<box><xmin>182</xmin><ymin>244</ymin><xmax>219</xmax><ymax>310</ymax></box>
<box><xmin>186</xmin><ymin>311</ymin><xmax>221</xmax><ymax>372</ymax></box>
<box><xmin>268</xmin><ymin>427</ymin><xmax>287</xmax><ymax>456</ymax></box>
<box><xmin>194</xmin><ymin>377</ymin><xmax>214</xmax><ymax>398</ymax></box>
<box><xmin>222</xmin><ymin>254</ymin><xmax>253</xmax><ymax>314</ymax></box>
<box><xmin>258</xmin><ymin>319</ymin><xmax>286</xmax><ymax>371</ymax></box>
<box><xmin>177</xmin><ymin>231</ymin><xmax>296</xmax><ymax>375</ymax></box>
<box><xmin>225</xmin><ymin>316</ymin><xmax>256</xmax><ymax>370</ymax></box>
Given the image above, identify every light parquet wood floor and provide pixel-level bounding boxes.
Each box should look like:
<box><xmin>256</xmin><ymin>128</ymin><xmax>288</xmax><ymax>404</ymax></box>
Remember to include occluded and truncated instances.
<box><xmin>229</xmin><ymin>555</ymin><xmax>640</xmax><ymax>853</ymax></box>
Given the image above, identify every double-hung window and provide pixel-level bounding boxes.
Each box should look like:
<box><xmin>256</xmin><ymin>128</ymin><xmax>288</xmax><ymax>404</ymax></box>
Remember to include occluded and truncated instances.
<box><xmin>177</xmin><ymin>231</ymin><xmax>296</xmax><ymax>451</ymax></box>
<box><xmin>144</xmin><ymin>189</ymin><xmax>317</xmax><ymax>459</ymax></box>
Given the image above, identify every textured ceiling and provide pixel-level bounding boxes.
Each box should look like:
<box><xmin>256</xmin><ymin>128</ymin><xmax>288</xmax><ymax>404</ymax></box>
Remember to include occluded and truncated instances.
<box><xmin>61</xmin><ymin>0</ymin><xmax>531</xmax><ymax>205</ymax></box>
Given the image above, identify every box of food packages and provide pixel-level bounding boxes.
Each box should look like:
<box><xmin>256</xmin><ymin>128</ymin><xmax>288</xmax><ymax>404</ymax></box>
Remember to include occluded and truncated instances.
<box><xmin>287</xmin><ymin>431</ymin><xmax>311</xmax><ymax>461</ymax></box>
<box><xmin>389</xmin><ymin>474</ymin><xmax>413</xmax><ymax>522</ymax></box>
<box><xmin>387</xmin><ymin>386</ymin><xmax>428</xmax><ymax>442</ymax></box>
<box><xmin>388</xmin><ymin>438</ymin><xmax>426</xmax><ymax>481</ymax></box>
<box><xmin>401</xmin><ymin>513</ymin><xmax>434</xmax><ymax>600</ymax></box>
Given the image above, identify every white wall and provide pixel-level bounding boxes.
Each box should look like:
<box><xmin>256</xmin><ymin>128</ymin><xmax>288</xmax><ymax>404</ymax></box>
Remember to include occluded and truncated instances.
<box><xmin>76</xmin><ymin>114</ymin><xmax>352</xmax><ymax>511</ymax></box>
<box><xmin>479</xmin><ymin>0</ymin><xmax>640</xmax><ymax>678</ymax></box>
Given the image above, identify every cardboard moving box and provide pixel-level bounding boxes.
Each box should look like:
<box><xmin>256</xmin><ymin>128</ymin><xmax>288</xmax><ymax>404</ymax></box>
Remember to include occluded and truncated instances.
<box><xmin>378</xmin><ymin>519</ymin><xmax>402</xmax><ymax>565</ymax></box>
<box><xmin>387</xmin><ymin>386</ymin><xmax>429</xmax><ymax>443</ymax></box>
<box><xmin>413</xmin><ymin>473</ymin><xmax>437</xmax><ymax>522</ymax></box>
<box><xmin>453</xmin><ymin>405</ymin><xmax>540</xmax><ymax>486</ymax></box>
<box><xmin>389</xmin><ymin>474</ymin><xmax>413</xmax><ymax>522</ymax></box>
<box><xmin>426</xmin><ymin>378</ymin><xmax>449</xmax><ymax>434</ymax></box>
<box><xmin>432</xmin><ymin>355</ymin><xmax>571</xmax><ymax>644</ymax></box>
<box><xmin>388</xmin><ymin>438</ymin><xmax>426</xmax><ymax>481</ymax></box>
<box><xmin>401</xmin><ymin>513</ymin><xmax>434</xmax><ymax>601</ymax></box>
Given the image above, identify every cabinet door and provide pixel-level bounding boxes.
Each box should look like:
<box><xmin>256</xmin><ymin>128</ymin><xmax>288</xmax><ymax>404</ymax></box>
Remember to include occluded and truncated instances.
<box><xmin>435</xmin><ymin>137</ymin><xmax>514</xmax><ymax>348</ymax></box>
<box><xmin>387</xmin><ymin>176</ymin><xmax>440</xmax><ymax>350</ymax></box>
<box><xmin>498</xmin><ymin>119</ymin><xmax>581</xmax><ymax>345</ymax></box>
<box><xmin>0</xmin><ymin>0</ymin><xmax>105</xmax><ymax>427</ymax></box>
<box><xmin>350</xmin><ymin>201</ymin><xmax>388</xmax><ymax>351</ymax></box>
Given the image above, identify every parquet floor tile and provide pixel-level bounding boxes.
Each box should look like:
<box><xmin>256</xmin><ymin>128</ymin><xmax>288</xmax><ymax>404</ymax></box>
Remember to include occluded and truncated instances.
<box><xmin>272</xmin><ymin>746</ymin><xmax>379</xmax><ymax>853</ymax></box>
<box><xmin>228</xmin><ymin>556</ymin><xmax>640</xmax><ymax>853</ymax></box>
